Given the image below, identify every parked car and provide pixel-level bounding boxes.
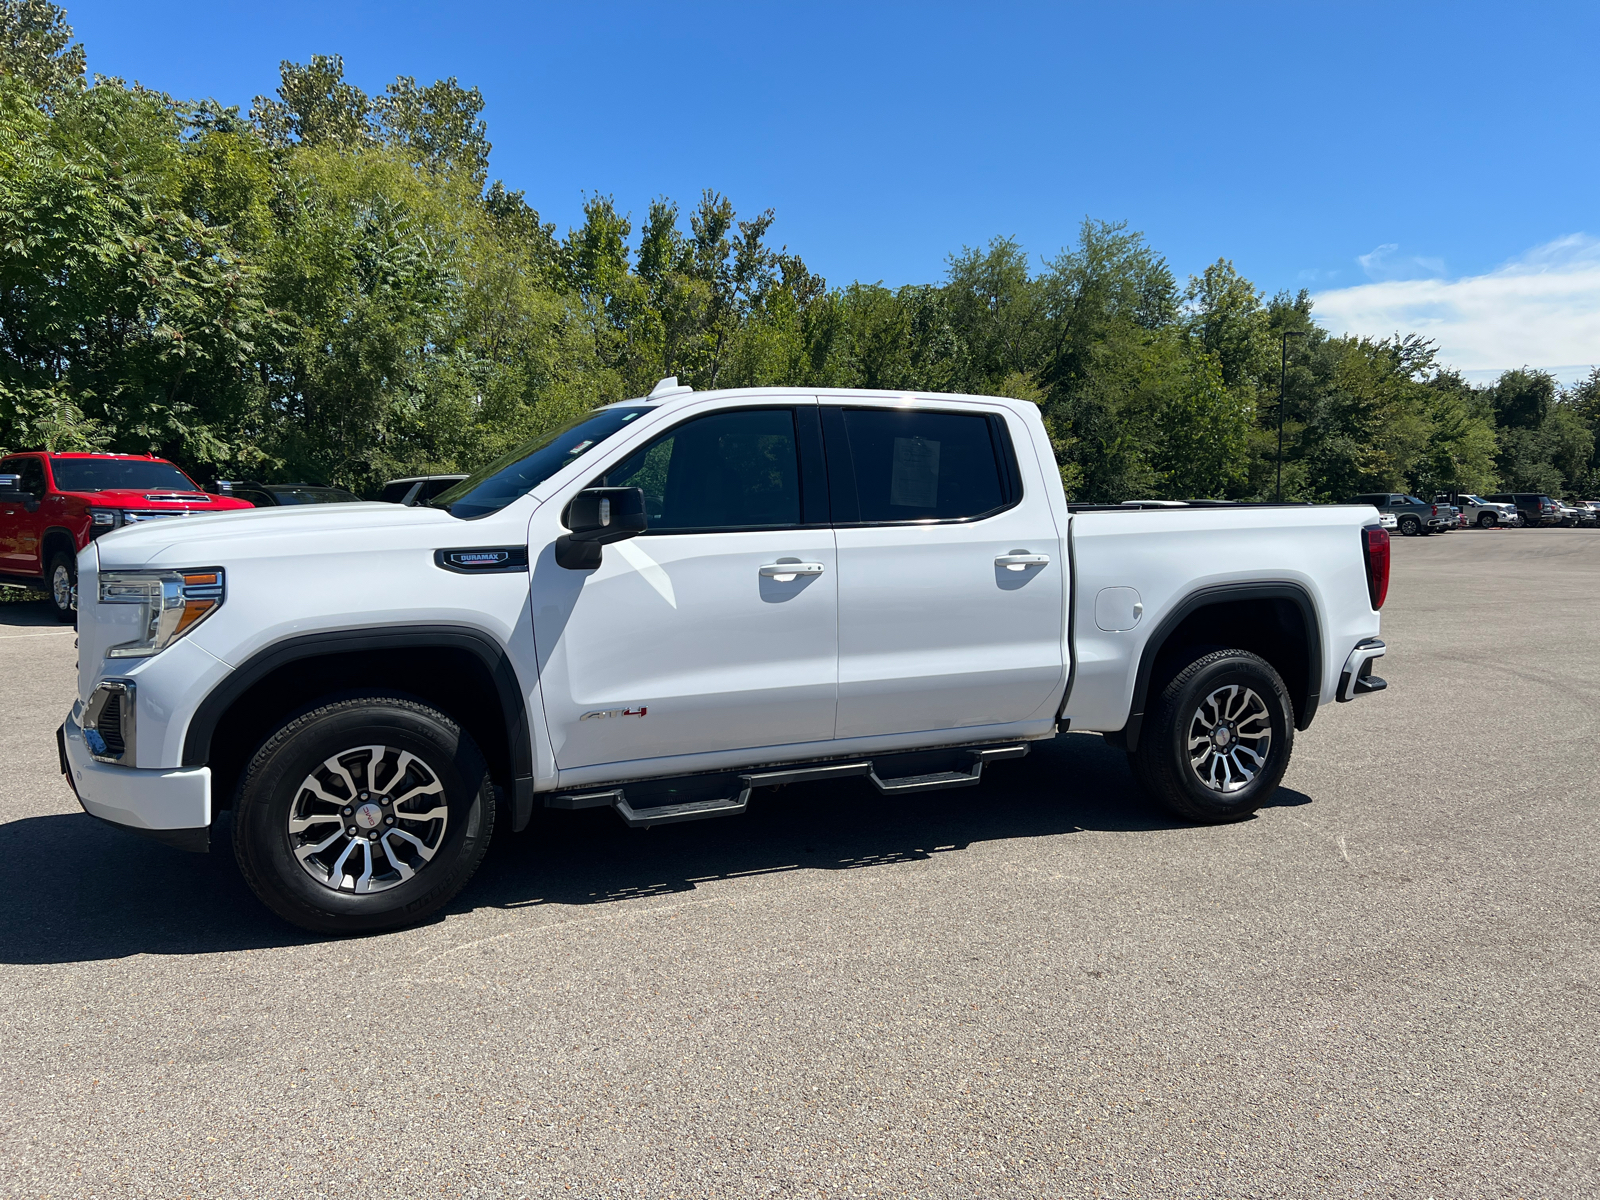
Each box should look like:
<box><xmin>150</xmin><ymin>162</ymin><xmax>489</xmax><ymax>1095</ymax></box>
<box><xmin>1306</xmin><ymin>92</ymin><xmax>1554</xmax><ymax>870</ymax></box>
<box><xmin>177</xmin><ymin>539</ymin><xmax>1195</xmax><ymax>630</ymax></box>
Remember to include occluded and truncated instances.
<box><xmin>1482</xmin><ymin>493</ymin><xmax>1564</xmax><ymax>528</ymax></box>
<box><xmin>1570</xmin><ymin>500</ymin><xmax>1598</xmax><ymax>527</ymax></box>
<box><xmin>218</xmin><ymin>481</ymin><xmax>364</xmax><ymax>507</ymax></box>
<box><xmin>379</xmin><ymin>474</ymin><xmax>468</xmax><ymax>505</ymax></box>
<box><xmin>0</xmin><ymin>451</ymin><xmax>253</xmax><ymax>622</ymax></box>
<box><xmin>1349</xmin><ymin>492</ymin><xmax>1448</xmax><ymax>536</ymax></box>
<box><xmin>61</xmin><ymin>378</ymin><xmax>1392</xmax><ymax>933</ymax></box>
<box><xmin>1435</xmin><ymin>493</ymin><xmax>1520</xmax><ymax>529</ymax></box>
<box><xmin>1377</xmin><ymin>512</ymin><xmax>1398</xmax><ymax>531</ymax></box>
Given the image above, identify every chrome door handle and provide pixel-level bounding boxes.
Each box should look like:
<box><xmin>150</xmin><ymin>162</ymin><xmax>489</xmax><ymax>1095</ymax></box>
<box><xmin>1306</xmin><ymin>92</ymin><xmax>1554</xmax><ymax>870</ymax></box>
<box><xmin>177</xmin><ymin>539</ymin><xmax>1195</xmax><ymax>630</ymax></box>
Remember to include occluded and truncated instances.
<box><xmin>760</xmin><ymin>561</ymin><xmax>825</xmax><ymax>581</ymax></box>
<box><xmin>996</xmin><ymin>553</ymin><xmax>1050</xmax><ymax>571</ymax></box>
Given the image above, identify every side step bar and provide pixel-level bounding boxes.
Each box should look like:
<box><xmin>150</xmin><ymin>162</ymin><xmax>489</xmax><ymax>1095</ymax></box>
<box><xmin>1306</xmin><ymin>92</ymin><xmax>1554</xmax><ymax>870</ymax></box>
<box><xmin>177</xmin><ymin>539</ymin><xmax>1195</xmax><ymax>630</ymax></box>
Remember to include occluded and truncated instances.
<box><xmin>867</xmin><ymin>744</ymin><xmax>1029</xmax><ymax>794</ymax></box>
<box><xmin>546</xmin><ymin>745</ymin><xmax>1029</xmax><ymax>829</ymax></box>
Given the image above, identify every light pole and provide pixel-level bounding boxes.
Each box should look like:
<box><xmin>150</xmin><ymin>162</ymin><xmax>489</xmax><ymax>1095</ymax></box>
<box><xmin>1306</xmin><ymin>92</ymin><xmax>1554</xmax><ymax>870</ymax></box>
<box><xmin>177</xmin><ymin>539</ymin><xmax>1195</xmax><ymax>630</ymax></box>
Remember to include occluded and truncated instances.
<box><xmin>1276</xmin><ymin>332</ymin><xmax>1308</xmax><ymax>502</ymax></box>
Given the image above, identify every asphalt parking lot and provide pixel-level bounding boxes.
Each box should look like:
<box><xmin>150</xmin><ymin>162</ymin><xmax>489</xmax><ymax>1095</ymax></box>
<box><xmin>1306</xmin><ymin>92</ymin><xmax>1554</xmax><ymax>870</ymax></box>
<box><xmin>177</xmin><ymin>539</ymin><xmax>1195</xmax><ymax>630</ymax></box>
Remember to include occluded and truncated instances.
<box><xmin>1</xmin><ymin>528</ymin><xmax>1596</xmax><ymax>1199</ymax></box>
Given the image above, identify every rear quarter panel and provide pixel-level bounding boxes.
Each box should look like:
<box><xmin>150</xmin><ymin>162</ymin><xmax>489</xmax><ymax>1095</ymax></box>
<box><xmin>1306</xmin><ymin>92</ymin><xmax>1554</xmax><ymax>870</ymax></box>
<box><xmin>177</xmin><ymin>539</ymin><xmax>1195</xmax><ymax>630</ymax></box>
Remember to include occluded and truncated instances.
<box><xmin>1062</xmin><ymin>505</ymin><xmax>1381</xmax><ymax>732</ymax></box>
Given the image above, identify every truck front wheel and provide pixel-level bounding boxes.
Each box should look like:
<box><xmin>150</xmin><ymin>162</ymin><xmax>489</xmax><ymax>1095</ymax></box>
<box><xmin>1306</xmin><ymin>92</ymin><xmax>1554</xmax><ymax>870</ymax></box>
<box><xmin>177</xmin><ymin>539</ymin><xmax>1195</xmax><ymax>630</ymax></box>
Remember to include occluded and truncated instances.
<box><xmin>1128</xmin><ymin>650</ymin><xmax>1294</xmax><ymax>823</ymax></box>
<box><xmin>232</xmin><ymin>695</ymin><xmax>496</xmax><ymax>934</ymax></box>
<box><xmin>47</xmin><ymin>550</ymin><xmax>76</xmax><ymax>624</ymax></box>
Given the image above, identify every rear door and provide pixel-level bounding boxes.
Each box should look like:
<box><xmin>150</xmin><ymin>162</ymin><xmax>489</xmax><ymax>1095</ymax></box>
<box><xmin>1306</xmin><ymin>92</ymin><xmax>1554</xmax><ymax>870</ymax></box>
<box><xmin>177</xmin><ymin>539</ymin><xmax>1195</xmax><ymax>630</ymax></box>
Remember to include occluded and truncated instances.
<box><xmin>0</xmin><ymin>457</ymin><xmax>48</xmax><ymax>574</ymax></box>
<box><xmin>0</xmin><ymin>455</ymin><xmax>25</xmax><ymax>572</ymax></box>
<box><xmin>825</xmin><ymin>402</ymin><xmax>1065</xmax><ymax>739</ymax></box>
<box><xmin>532</xmin><ymin>403</ymin><xmax>840</xmax><ymax>771</ymax></box>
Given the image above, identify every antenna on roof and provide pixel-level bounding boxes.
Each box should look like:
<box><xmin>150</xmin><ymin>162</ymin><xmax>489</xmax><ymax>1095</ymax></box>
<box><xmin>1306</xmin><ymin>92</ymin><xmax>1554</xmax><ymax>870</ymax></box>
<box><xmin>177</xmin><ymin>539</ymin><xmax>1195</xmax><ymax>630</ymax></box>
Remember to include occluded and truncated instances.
<box><xmin>647</xmin><ymin>376</ymin><xmax>693</xmax><ymax>400</ymax></box>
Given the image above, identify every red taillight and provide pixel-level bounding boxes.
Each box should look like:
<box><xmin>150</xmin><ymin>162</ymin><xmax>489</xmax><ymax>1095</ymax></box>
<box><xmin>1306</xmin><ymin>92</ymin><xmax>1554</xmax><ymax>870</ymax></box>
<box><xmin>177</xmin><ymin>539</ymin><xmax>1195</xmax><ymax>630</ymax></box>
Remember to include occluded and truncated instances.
<box><xmin>1363</xmin><ymin>526</ymin><xmax>1390</xmax><ymax>610</ymax></box>
<box><xmin>1431</xmin><ymin>505</ymin><xmax>1438</xmax><ymax>516</ymax></box>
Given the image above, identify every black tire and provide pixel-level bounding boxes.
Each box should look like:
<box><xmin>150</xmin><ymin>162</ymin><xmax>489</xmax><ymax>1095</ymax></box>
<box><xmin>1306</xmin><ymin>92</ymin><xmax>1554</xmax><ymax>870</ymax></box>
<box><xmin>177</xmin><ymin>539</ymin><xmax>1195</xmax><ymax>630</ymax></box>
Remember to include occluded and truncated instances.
<box><xmin>47</xmin><ymin>549</ymin><xmax>76</xmax><ymax>624</ymax></box>
<box><xmin>1128</xmin><ymin>649</ymin><xmax>1294</xmax><ymax>824</ymax></box>
<box><xmin>1397</xmin><ymin>515</ymin><xmax>1421</xmax><ymax>536</ymax></box>
<box><xmin>1477</xmin><ymin>513</ymin><xmax>1496</xmax><ymax>529</ymax></box>
<box><xmin>232</xmin><ymin>694</ymin><xmax>495</xmax><ymax>934</ymax></box>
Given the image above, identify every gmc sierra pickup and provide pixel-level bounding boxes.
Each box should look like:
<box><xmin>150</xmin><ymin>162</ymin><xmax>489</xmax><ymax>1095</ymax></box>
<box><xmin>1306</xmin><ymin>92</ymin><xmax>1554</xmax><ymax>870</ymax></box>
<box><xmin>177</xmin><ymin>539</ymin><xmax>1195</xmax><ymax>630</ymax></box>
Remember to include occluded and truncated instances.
<box><xmin>58</xmin><ymin>382</ymin><xmax>1392</xmax><ymax>933</ymax></box>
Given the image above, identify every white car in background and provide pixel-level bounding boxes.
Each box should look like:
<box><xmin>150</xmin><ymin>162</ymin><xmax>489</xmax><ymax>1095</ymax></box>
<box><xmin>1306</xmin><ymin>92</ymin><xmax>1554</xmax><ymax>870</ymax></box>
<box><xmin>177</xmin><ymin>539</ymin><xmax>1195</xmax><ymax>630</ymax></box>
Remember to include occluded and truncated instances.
<box><xmin>1378</xmin><ymin>512</ymin><xmax>1398</xmax><ymax>531</ymax></box>
<box><xmin>1437</xmin><ymin>494</ymin><xmax>1519</xmax><ymax>529</ymax></box>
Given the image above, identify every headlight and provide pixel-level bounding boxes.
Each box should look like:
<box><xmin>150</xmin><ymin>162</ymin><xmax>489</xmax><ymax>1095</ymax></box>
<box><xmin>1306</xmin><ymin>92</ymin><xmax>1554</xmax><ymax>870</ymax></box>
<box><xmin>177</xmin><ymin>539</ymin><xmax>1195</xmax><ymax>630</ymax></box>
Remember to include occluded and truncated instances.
<box><xmin>97</xmin><ymin>569</ymin><xmax>225</xmax><ymax>658</ymax></box>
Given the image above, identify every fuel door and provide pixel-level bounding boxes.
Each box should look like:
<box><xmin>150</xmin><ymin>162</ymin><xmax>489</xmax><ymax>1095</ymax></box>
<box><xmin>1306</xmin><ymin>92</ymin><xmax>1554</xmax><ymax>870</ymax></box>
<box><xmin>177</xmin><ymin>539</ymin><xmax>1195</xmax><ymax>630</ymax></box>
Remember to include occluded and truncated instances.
<box><xmin>1094</xmin><ymin>586</ymin><xmax>1143</xmax><ymax>632</ymax></box>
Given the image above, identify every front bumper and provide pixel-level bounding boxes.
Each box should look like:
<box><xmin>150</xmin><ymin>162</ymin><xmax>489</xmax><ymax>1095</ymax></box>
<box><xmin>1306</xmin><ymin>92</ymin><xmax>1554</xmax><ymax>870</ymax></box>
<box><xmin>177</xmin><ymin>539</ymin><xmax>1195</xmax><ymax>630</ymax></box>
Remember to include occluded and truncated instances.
<box><xmin>59</xmin><ymin>703</ymin><xmax>211</xmax><ymax>852</ymax></box>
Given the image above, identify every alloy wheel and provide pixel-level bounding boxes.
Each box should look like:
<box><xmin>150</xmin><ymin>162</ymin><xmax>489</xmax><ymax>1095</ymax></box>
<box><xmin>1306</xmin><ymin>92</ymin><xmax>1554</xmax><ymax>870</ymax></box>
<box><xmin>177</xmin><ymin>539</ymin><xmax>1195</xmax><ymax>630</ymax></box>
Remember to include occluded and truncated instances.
<box><xmin>52</xmin><ymin>563</ymin><xmax>72</xmax><ymax>611</ymax></box>
<box><xmin>1186</xmin><ymin>685</ymin><xmax>1273</xmax><ymax>794</ymax></box>
<box><xmin>288</xmin><ymin>744</ymin><xmax>449</xmax><ymax>893</ymax></box>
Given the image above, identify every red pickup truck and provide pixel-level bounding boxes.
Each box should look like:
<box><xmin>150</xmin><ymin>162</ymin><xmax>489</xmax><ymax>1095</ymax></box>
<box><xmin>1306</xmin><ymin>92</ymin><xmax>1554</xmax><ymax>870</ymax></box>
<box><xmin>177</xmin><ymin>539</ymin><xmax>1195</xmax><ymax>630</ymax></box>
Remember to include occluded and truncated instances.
<box><xmin>0</xmin><ymin>451</ymin><xmax>255</xmax><ymax>621</ymax></box>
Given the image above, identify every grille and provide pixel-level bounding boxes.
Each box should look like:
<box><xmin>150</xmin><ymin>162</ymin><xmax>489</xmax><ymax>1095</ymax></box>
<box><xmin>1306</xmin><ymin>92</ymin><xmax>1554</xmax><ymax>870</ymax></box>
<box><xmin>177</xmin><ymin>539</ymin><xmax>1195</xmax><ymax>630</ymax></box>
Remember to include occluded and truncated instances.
<box><xmin>97</xmin><ymin>692</ymin><xmax>125</xmax><ymax>757</ymax></box>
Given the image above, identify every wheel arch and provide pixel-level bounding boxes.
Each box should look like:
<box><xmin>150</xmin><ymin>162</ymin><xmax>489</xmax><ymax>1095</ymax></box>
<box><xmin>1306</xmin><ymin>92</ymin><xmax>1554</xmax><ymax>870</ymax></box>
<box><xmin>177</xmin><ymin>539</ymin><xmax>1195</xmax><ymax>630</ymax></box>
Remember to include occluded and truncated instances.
<box><xmin>183</xmin><ymin>626</ymin><xmax>533</xmax><ymax>819</ymax></box>
<box><xmin>1120</xmin><ymin>582</ymin><xmax>1323</xmax><ymax>752</ymax></box>
<box><xmin>42</xmin><ymin>526</ymin><xmax>78</xmax><ymax>566</ymax></box>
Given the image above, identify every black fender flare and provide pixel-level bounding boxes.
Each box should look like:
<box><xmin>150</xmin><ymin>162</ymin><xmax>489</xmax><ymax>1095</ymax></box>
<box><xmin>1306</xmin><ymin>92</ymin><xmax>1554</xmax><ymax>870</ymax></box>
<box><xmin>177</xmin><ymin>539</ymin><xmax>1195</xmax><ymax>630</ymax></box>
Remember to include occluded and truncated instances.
<box><xmin>180</xmin><ymin>625</ymin><xmax>535</xmax><ymax>818</ymax></box>
<box><xmin>1120</xmin><ymin>581</ymin><xmax>1322</xmax><ymax>752</ymax></box>
<box><xmin>42</xmin><ymin>525</ymin><xmax>79</xmax><ymax>562</ymax></box>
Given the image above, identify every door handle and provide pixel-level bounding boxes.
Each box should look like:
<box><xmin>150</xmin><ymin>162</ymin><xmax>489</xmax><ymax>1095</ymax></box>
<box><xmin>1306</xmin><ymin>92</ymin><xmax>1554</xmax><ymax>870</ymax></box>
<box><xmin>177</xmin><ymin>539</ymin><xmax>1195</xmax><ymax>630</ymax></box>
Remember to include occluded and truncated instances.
<box><xmin>760</xmin><ymin>561</ymin><xmax>825</xmax><ymax>581</ymax></box>
<box><xmin>996</xmin><ymin>553</ymin><xmax>1050</xmax><ymax>571</ymax></box>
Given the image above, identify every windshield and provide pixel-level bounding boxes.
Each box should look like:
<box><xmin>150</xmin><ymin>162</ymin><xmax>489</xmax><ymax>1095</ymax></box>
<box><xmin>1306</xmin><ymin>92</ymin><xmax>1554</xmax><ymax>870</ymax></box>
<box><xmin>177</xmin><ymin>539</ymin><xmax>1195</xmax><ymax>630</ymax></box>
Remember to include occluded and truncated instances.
<box><xmin>431</xmin><ymin>406</ymin><xmax>652</xmax><ymax>519</ymax></box>
<box><xmin>50</xmin><ymin>458</ymin><xmax>197</xmax><ymax>493</ymax></box>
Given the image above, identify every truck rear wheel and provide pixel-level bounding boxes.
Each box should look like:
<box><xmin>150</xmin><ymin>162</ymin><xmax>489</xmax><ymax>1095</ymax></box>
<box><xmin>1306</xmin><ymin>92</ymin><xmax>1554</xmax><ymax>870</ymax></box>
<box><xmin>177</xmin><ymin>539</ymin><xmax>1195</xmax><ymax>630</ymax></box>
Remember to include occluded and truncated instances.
<box><xmin>1128</xmin><ymin>649</ymin><xmax>1294</xmax><ymax>824</ymax></box>
<box><xmin>1397</xmin><ymin>515</ymin><xmax>1420</xmax><ymax>536</ymax></box>
<box><xmin>232</xmin><ymin>694</ymin><xmax>495</xmax><ymax>935</ymax></box>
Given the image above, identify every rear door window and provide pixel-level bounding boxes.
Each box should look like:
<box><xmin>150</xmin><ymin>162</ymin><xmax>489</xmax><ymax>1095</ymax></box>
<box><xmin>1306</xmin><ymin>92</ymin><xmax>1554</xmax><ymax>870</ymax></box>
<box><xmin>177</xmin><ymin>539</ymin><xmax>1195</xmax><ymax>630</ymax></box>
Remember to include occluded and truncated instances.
<box><xmin>824</xmin><ymin>408</ymin><xmax>1014</xmax><ymax>524</ymax></box>
<box><xmin>599</xmin><ymin>408</ymin><xmax>802</xmax><ymax>533</ymax></box>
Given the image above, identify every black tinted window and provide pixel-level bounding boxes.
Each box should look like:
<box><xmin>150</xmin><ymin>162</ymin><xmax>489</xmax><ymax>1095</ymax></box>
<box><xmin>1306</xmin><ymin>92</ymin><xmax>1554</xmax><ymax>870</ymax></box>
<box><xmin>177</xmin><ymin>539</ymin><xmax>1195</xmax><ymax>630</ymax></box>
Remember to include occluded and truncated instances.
<box><xmin>601</xmin><ymin>408</ymin><xmax>800</xmax><ymax>532</ymax></box>
<box><xmin>234</xmin><ymin>489</ymin><xmax>274</xmax><ymax>507</ymax></box>
<box><xmin>17</xmin><ymin>458</ymin><xmax>46</xmax><ymax>497</ymax></box>
<box><xmin>837</xmin><ymin>409</ymin><xmax>1007</xmax><ymax>522</ymax></box>
<box><xmin>271</xmin><ymin>487</ymin><xmax>361</xmax><ymax>505</ymax></box>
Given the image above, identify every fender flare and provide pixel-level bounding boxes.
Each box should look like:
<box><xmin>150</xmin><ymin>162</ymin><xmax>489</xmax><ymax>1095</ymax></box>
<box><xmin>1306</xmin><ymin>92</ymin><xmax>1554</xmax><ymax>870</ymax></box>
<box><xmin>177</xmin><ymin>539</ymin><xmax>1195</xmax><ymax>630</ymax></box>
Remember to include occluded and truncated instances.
<box><xmin>1121</xmin><ymin>581</ymin><xmax>1322</xmax><ymax>752</ymax></box>
<box><xmin>42</xmin><ymin>525</ymin><xmax>79</xmax><ymax>560</ymax></box>
<box><xmin>180</xmin><ymin>625</ymin><xmax>534</xmax><ymax>813</ymax></box>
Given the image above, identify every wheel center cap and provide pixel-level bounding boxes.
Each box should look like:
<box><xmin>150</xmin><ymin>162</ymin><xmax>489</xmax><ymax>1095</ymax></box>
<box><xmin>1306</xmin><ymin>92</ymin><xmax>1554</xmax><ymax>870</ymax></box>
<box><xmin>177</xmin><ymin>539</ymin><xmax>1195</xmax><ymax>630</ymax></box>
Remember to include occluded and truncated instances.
<box><xmin>1214</xmin><ymin>727</ymin><xmax>1232</xmax><ymax>747</ymax></box>
<box><xmin>353</xmin><ymin>802</ymin><xmax>384</xmax><ymax>830</ymax></box>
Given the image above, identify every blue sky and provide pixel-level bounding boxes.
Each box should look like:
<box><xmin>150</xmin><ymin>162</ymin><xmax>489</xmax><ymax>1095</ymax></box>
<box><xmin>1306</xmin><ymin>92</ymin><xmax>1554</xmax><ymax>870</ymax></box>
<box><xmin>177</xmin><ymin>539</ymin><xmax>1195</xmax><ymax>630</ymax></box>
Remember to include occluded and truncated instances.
<box><xmin>65</xmin><ymin>0</ymin><xmax>1600</xmax><ymax>378</ymax></box>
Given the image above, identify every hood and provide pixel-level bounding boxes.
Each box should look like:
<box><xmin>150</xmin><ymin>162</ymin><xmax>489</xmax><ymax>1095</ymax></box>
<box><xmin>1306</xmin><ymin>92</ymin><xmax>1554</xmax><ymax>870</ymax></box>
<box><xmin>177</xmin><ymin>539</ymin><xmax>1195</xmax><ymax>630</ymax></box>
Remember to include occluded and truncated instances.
<box><xmin>60</xmin><ymin>488</ymin><xmax>255</xmax><ymax>511</ymax></box>
<box><xmin>93</xmin><ymin>500</ymin><xmax>467</xmax><ymax>569</ymax></box>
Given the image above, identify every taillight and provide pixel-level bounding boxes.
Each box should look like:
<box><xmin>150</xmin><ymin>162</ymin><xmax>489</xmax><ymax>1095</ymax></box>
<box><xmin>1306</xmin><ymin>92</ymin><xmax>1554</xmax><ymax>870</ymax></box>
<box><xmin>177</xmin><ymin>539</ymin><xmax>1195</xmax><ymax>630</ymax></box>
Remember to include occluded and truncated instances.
<box><xmin>1362</xmin><ymin>526</ymin><xmax>1390</xmax><ymax>610</ymax></box>
<box><xmin>1431</xmin><ymin>505</ymin><xmax>1438</xmax><ymax>516</ymax></box>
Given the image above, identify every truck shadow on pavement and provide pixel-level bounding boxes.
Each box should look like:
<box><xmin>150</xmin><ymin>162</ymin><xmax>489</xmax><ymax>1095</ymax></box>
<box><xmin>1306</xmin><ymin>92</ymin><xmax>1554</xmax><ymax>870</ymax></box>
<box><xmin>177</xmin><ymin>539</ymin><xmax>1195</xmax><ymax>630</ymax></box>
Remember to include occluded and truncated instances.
<box><xmin>0</xmin><ymin>732</ymin><xmax>1311</xmax><ymax>964</ymax></box>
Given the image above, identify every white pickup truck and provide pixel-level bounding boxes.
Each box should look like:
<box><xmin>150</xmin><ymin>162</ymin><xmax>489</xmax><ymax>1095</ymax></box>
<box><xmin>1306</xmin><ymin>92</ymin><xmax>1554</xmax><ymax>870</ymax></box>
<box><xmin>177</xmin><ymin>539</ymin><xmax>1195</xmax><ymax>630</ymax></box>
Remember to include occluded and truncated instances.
<box><xmin>58</xmin><ymin>382</ymin><xmax>1392</xmax><ymax>933</ymax></box>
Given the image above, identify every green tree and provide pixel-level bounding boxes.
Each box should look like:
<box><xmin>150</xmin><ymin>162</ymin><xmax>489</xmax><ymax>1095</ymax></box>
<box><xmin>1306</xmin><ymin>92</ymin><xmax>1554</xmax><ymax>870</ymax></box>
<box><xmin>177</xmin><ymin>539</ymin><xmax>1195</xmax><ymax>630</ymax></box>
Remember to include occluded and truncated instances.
<box><xmin>0</xmin><ymin>0</ymin><xmax>82</xmax><ymax>109</ymax></box>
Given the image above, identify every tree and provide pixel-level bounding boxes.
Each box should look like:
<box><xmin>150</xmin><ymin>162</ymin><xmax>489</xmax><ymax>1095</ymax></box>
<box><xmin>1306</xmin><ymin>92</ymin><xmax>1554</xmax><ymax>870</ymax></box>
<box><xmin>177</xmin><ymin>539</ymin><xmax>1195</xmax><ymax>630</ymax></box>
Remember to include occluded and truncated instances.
<box><xmin>0</xmin><ymin>0</ymin><xmax>82</xmax><ymax>109</ymax></box>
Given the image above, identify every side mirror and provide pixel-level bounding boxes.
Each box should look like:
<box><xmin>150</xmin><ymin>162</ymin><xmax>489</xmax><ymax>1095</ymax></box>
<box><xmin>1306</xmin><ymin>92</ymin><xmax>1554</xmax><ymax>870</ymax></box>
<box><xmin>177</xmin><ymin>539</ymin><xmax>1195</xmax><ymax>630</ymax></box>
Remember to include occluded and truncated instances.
<box><xmin>0</xmin><ymin>474</ymin><xmax>38</xmax><ymax>512</ymax></box>
<box><xmin>555</xmin><ymin>487</ymin><xmax>647</xmax><ymax>570</ymax></box>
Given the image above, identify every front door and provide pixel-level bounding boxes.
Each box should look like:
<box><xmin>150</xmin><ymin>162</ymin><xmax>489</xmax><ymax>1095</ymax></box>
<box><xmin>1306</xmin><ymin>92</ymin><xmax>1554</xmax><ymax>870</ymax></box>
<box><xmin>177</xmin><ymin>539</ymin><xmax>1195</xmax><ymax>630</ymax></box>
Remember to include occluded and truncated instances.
<box><xmin>531</xmin><ymin>404</ymin><xmax>839</xmax><ymax>772</ymax></box>
<box><xmin>825</xmin><ymin>403</ymin><xmax>1066</xmax><ymax>739</ymax></box>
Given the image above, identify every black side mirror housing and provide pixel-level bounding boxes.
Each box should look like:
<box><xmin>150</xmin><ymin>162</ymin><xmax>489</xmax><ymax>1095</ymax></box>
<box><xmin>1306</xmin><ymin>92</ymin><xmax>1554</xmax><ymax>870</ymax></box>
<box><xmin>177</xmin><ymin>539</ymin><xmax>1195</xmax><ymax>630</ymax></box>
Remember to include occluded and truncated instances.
<box><xmin>556</xmin><ymin>487</ymin><xmax>647</xmax><ymax>569</ymax></box>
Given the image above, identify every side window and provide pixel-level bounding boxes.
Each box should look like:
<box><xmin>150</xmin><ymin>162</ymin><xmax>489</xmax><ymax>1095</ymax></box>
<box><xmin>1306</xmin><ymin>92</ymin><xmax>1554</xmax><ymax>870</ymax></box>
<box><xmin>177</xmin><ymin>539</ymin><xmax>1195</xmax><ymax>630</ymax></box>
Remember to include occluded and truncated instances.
<box><xmin>833</xmin><ymin>409</ymin><xmax>1009</xmax><ymax>523</ymax></box>
<box><xmin>19</xmin><ymin>458</ymin><xmax>46</xmax><ymax>497</ymax></box>
<box><xmin>235</xmin><ymin>489</ymin><xmax>273</xmax><ymax>507</ymax></box>
<box><xmin>600</xmin><ymin>408</ymin><xmax>801</xmax><ymax>533</ymax></box>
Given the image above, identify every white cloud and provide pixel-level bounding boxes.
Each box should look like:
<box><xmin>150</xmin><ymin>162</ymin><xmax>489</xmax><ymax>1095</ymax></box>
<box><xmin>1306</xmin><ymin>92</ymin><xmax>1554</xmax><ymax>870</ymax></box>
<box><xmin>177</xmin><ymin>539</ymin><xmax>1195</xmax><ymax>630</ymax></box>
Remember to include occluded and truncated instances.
<box><xmin>1311</xmin><ymin>234</ymin><xmax>1600</xmax><ymax>384</ymax></box>
<box><xmin>1355</xmin><ymin>242</ymin><xmax>1446</xmax><ymax>281</ymax></box>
